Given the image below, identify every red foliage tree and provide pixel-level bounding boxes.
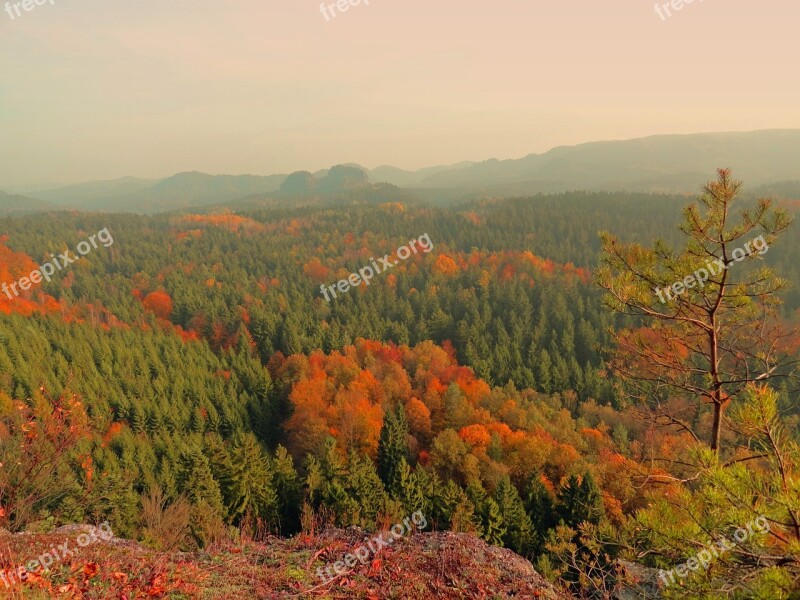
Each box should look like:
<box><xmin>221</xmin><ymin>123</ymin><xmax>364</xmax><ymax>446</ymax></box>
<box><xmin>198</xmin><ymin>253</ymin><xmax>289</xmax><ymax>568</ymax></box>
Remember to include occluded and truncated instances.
<box><xmin>142</xmin><ymin>291</ymin><xmax>173</xmax><ymax>320</ymax></box>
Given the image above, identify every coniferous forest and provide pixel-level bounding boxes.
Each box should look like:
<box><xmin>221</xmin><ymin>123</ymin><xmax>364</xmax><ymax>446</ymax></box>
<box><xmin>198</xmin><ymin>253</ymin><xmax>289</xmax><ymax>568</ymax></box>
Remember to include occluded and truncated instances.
<box><xmin>1</xmin><ymin>179</ymin><xmax>799</xmax><ymax>598</ymax></box>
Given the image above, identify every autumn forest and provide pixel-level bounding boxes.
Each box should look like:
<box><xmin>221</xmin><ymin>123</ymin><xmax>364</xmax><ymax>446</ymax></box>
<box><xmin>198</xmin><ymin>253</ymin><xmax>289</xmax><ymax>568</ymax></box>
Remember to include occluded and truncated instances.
<box><xmin>1</xmin><ymin>174</ymin><xmax>800</xmax><ymax>598</ymax></box>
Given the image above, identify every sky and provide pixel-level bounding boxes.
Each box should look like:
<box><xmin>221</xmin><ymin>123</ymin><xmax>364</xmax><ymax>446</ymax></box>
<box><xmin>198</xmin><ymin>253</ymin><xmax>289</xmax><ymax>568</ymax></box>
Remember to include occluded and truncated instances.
<box><xmin>1</xmin><ymin>0</ymin><xmax>799</xmax><ymax>189</ymax></box>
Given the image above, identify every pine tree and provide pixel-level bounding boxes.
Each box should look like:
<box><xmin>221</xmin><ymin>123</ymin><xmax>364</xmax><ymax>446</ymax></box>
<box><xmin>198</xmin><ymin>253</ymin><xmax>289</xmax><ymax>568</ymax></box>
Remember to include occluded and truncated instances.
<box><xmin>411</xmin><ymin>466</ymin><xmax>434</xmax><ymax>526</ymax></box>
<box><xmin>270</xmin><ymin>445</ymin><xmax>301</xmax><ymax>534</ymax></box>
<box><xmin>551</xmin><ymin>473</ymin><xmax>610</xmax><ymax>591</ymax></box>
<box><xmin>377</xmin><ymin>404</ymin><xmax>409</xmax><ymax>493</ymax></box>
<box><xmin>465</xmin><ymin>478</ymin><xmax>492</xmax><ymax>539</ymax></box>
<box><xmin>557</xmin><ymin>472</ymin><xmax>604</xmax><ymax>529</ymax></box>
<box><xmin>131</xmin><ymin>403</ymin><xmax>147</xmax><ymax>434</ymax></box>
<box><xmin>597</xmin><ymin>169</ymin><xmax>793</xmax><ymax>454</ymax></box>
<box><xmin>230</xmin><ymin>325</ymin><xmax>276</xmax><ymax>444</ymax></box>
<box><xmin>178</xmin><ymin>446</ymin><xmax>224</xmax><ymax>510</ymax></box>
<box><xmin>526</xmin><ymin>474</ymin><xmax>558</xmax><ymax>553</ymax></box>
<box><xmin>465</xmin><ymin>477</ymin><xmax>486</xmax><ymax>509</ymax></box>
<box><xmin>205</xmin><ymin>433</ymin><xmax>234</xmax><ymax>505</ymax></box>
<box><xmin>313</xmin><ymin>437</ymin><xmax>352</xmax><ymax>523</ymax></box>
<box><xmin>430</xmin><ymin>472</ymin><xmax>452</xmax><ymax>529</ymax></box>
<box><xmin>395</xmin><ymin>458</ymin><xmax>425</xmax><ymax>515</ymax></box>
<box><xmin>189</xmin><ymin>406</ymin><xmax>205</xmax><ymax>434</ymax></box>
<box><xmin>177</xmin><ymin>446</ymin><xmax>225</xmax><ymax>547</ymax></box>
<box><xmin>481</xmin><ymin>497</ymin><xmax>507</xmax><ymax>547</ymax></box>
<box><xmin>450</xmin><ymin>496</ymin><xmax>480</xmax><ymax>536</ymax></box>
<box><xmin>225</xmin><ymin>433</ymin><xmax>278</xmax><ymax>529</ymax></box>
<box><xmin>304</xmin><ymin>454</ymin><xmax>323</xmax><ymax>507</ymax></box>
<box><xmin>344</xmin><ymin>451</ymin><xmax>387</xmax><ymax>526</ymax></box>
<box><xmin>494</xmin><ymin>476</ymin><xmax>533</xmax><ymax>555</ymax></box>
<box><xmin>536</xmin><ymin>349</ymin><xmax>553</xmax><ymax>394</ymax></box>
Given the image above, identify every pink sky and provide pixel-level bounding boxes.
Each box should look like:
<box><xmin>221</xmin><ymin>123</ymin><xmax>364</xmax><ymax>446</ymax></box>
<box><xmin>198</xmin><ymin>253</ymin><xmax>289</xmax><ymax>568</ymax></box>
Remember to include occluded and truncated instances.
<box><xmin>0</xmin><ymin>0</ymin><xmax>798</xmax><ymax>187</ymax></box>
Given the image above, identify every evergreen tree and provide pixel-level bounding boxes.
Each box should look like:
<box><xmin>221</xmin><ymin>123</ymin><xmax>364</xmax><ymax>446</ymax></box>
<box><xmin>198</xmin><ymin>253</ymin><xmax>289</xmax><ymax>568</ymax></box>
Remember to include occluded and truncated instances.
<box><xmin>313</xmin><ymin>437</ymin><xmax>353</xmax><ymax>523</ymax></box>
<box><xmin>344</xmin><ymin>450</ymin><xmax>387</xmax><ymax>526</ymax></box>
<box><xmin>377</xmin><ymin>404</ymin><xmax>409</xmax><ymax>493</ymax></box>
<box><xmin>226</xmin><ymin>433</ymin><xmax>278</xmax><ymax>529</ymax></box>
<box><xmin>465</xmin><ymin>478</ymin><xmax>487</xmax><ymax>512</ymax></box>
<box><xmin>431</xmin><ymin>477</ymin><xmax>459</xmax><ymax>530</ymax></box>
<box><xmin>481</xmin><ymin>497</ymin><xmax>507</xmax><ymax>547</ymax></box>
<box><xmin>270</xmin><ymin>445</ymin><xmax>301</xmax><ymax>534</ymax></box>
<box><xmin>304</xmin><ymin>454</ymin><xmax>324</xmax><ymax>507</ymax></box>
<box><xmin>395</xmin><ymin>458</ymin><xmax>425</xmax><ymax>515</ymax></box>
<box><xmin>535</xmin><ymin>349</ymin><xmax>553</xmax><ymax>394</ymax></box>
<box><xmin>557</xmin><ymin>472</ymin><xmax>604</xmax><ymax>529</ymax></box>
<box><xmin>465</xmin><ymin>478</ymin><xmax>493</xmax><ymax>540</ymax></box>
<box><xmin>450</xmin><ymin>496</ymin><xmax>479</xmax><ymax>535</ymax></box>
<box><xmin>493</xmin><ymin>476</ymin><xmax>533</xmax><ymax>555</ymax></box>
<box><xmin>177</xmin><ymin>446</ymin><xmax>225</xmax><ymax>546</ymax></box>
<box><xmin>205</xmin><ymin>433</ymin><xmax>234</xmax><ymax>503</ymax></box>
<box><xmin>526</xmin><ymin>474</ymin><xmax>558</xmax><ymax>553</ymax></box>
<box><xmin>597</xmin><ymin>169</ymin><xmax>793</xmax><ymax>454</ymax></box>
<box><xmin>178</xmin><ymin>446</ymin><xmax>225</xmax><ymax>512</ymax></box>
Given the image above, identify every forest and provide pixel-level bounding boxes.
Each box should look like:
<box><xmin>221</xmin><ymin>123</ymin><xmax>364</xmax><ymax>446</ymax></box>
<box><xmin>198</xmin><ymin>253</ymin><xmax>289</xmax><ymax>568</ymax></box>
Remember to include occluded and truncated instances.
<box><xmin>1</xmin><ymin>173</ymin><xmax>799</xmax><ymax>598</ymax></box>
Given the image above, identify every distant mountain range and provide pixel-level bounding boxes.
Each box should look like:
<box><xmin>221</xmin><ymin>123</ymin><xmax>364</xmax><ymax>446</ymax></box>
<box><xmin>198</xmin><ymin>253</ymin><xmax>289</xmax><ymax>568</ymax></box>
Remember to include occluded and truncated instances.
<box><xmin>3</xmin><ymin>130</ymin><xmax>800</xmax><ymax>214</ymax></box>
<box><xmin>279</xmin><ymin>164</ymin><xmax>370</xmax><ymax>196</ymax></box>
<box><xmin>25</xmin><ymin>176</ymin><xmax>158</xmax><ymax>206</ymax></box>
<box><xmin>0</xmin><ymin>190</ymin><xmax>59</xmax><ymax>214</ymax></box>
<box><xmin>374</xmin><ymin>129</ymin><xmax>800</xmax><ymax>195</ymax></box>
<box><xmin>750</xmin><ymin>180</ymin><xmax>800</xmax><ymax>200</ymax></box>
<box><xmin>10</xmin><ymin>172</ymin><xmax>287</xmax><ymax>214</ymax></box>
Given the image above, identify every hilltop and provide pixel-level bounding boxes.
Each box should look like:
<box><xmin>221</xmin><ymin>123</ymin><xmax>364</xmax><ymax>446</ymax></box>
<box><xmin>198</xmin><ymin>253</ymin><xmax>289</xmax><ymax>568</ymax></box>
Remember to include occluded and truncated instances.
<box><xmin>0</xmin><ymin>527</ymin><xmax>569</xmax><ymax>599</ymax></box>
<box><xmin>13</xmin><ymin>129</ymin><xmax>800</xmax><ymax>214</ymax></box>
<box><xmin>0</xmin><ymin>191</ymin><xmax>58</xmax><ymax>214</ymax></box>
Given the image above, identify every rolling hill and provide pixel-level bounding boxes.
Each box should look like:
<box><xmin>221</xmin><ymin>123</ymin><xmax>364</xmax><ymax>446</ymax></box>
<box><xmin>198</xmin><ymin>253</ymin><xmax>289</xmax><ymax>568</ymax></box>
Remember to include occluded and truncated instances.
<box><xmin>14</xmin><ymin>129</ymin><xmax>800</xmax><ymax>213</ymax></box>
<box><xmin>372</xmin><ymin>129</ymin><xmax>800</xmax><ymax>194</ymax></box>
<box><xmin>23</xmin><ymin>176</ymin><xmax>157</xmax><ymax>207</ymax></box>
<box><xmin>0</xmin><ymin>190</ymin><xmax>59</xmax><ymax>214</ymax></box>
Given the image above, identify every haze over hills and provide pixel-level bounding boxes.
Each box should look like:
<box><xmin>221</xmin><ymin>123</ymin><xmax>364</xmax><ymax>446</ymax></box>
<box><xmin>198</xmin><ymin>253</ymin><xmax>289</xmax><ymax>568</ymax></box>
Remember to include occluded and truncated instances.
<box><xmin>381</xmin><ymin>129</ymin><xmax>800</xmax><ymax>193</ymax></box>
<box><xmin>79</xmin><ymin>171</ymin><xmax>288</xmax><ymax>213</ymax></box>
<box><xmin>4</xmin><ymin>172</ymin><xmax>288</xmax><ymax>214</ymax></box>
<box><xmin>369</xmin><ymin>161</ymin><xmax>479</xmax><ymax>187</ymax></box>
<box><xmin>24</xmin><ymin>176</ymin><xmax>157</xmax><ymax>207</ymax></box>
<box><xmin>750</xmin><ymin>180</ymin><xmax>800</xmax><ymax>200</ymax></box>
<box><xmin>0</xmin><ymin>190</ymin><xmax>59</xmax><ymax>214</ymax></box>
<box><xmin>4</xmin><ymin>129</ymin><xmax>800</xmax><ymax>214</ymax></box>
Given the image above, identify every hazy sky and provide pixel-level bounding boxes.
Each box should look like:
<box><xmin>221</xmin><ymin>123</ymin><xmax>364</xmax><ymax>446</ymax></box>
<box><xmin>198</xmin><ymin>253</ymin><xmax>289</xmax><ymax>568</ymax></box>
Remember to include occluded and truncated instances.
<box><xmin>1</xmin><ymin>0</ymin><xmax>798</xmax><ymax>188</ymax></box>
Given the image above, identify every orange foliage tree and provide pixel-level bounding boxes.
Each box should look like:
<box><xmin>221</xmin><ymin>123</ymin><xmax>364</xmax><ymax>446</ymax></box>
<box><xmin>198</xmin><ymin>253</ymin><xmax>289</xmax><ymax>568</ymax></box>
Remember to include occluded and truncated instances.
<box><xmin>142</xmin><ymin>291</ymin><xmax>174</xmax><ymax>320</ymax></box>
<box><xmin>0</xmin><ymin>239</ymin><xmax>59</xmax><ymax>316</ymax></box>
<box><xmin>0</xmin><ymin>388</ymin><xmax>91</xmax><ymax>531</ymax></box>
<box><xmin>278</xmin><ymin>339</ymin><xmax>596</xmax><ymax>497</ymax></box>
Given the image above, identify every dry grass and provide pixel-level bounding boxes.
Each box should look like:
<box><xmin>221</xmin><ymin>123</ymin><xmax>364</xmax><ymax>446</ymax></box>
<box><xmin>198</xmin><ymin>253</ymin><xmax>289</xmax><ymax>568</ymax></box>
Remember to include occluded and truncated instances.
<box><xmin>0</xmin><ymin>528</ymin><xmax>571</xmax><ymax>599</ymax></box>
<box><xmin>140</xmin><ymin>487</ymin><xmax>193</xmax><ymax>552</ymax></box>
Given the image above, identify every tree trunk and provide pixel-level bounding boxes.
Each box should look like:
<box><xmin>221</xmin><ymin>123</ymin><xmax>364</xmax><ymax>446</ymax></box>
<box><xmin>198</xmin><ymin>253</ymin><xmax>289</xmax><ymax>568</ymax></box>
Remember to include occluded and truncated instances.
<box><xmin>711</xmin><ymin>400</ymin><xmax>723</xmax><ymax>455</ymax></box>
